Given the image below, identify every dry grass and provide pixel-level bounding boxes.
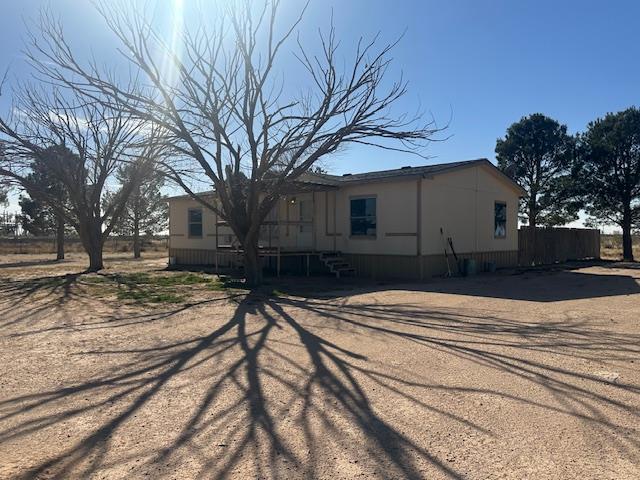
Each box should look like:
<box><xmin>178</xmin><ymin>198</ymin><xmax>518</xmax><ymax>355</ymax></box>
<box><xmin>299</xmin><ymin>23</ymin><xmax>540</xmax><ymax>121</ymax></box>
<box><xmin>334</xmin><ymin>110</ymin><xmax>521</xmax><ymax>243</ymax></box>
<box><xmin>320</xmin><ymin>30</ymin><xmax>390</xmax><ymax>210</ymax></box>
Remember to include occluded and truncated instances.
<box><xmin>0</xmin><ymin>237</ymin><xmax>167</xmax><ymax>255</ymax></box>
<box><xmin>601</xmin><ymin>234</ymin><xmax>640</xmax><ymax>260</ymax></box>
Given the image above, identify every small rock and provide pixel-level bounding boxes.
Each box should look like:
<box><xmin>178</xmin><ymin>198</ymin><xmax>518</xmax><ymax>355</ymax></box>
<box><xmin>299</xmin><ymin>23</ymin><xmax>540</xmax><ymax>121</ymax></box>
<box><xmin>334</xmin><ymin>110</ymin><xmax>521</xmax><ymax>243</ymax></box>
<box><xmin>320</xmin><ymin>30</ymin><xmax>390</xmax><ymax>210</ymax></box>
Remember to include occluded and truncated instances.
<box><xmin>593</xmin><ymin>371</ymin><xmax>620</xmax><ymax>383</ymax></box>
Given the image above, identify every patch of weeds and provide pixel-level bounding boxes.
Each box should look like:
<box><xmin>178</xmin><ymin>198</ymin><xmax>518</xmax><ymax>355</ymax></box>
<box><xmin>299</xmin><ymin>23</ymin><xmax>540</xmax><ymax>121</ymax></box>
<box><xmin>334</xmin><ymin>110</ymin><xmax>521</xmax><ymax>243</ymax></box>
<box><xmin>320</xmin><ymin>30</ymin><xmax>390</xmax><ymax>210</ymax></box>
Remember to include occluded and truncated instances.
<box><xmin>206</xmin><ymin>280</ymin><xmax>228</xmax><ymax>291</ymax></box>
<box><xmin>117</xmin><ymin>289</ymin><xmax>184</xmax><ymax>303</ymax></box>
<box><xmin>107</xmin><ymin>272</ymin><xmax>217</xmax><ymax>287</ymax></box>
<box><xmin>152</xmin><ymin>273</ymin><xmax>216</xmax><ymax>286</ymax></box>
<box><xmin>83</xmin><ymin>271</ymin><xmax>221</xmax><ymax>304</ymax></box>
<box><xmin>82</xmin><ymin>275</ymin><xmax>112</xmax><ymax>284</ymax></box>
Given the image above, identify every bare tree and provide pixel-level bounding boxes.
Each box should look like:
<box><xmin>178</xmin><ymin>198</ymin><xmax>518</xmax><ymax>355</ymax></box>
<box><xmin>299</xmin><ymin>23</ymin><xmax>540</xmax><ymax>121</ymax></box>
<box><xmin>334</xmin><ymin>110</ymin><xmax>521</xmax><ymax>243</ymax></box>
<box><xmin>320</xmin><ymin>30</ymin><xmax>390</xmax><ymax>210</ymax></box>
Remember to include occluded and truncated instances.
<box><xmin>0</xmin><ymin>182</ymin><xmax>8</xmax><ymax>205</ymax></box>
<box><xmin>0</xmin><ymin>85</ymin><xmax>152</xmax><ymax>271</ymax></box>
<box><xmin>29</xmin><ymin>0</ymin><xmax>440</xmax><ymax>284</ymax></box>
<box><xmin>0</xmin><ymin>146</ymin><xmax>9</xmax><ymax>205</ymax></box>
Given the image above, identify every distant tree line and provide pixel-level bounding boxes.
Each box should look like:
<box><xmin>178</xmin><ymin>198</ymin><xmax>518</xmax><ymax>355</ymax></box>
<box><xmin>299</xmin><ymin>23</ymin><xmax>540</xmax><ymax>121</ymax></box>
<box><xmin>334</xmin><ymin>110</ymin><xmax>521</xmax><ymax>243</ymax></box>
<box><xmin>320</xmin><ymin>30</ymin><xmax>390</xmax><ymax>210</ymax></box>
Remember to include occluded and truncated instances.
<box><xmin>497</xmin><ymin>110</ymin><xmax>640</xmax><ymax>261</ymax></box>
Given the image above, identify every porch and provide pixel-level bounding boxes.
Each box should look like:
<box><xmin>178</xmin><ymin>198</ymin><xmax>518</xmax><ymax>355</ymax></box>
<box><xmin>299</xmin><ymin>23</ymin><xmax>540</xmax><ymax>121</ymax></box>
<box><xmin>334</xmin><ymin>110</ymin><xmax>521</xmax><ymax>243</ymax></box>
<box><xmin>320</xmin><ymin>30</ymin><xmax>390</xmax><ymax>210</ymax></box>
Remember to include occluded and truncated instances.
<box><xmin>195</xmin><ymin>186</ymin><xmax>353</xmax><ymax>277</ymax></box>
<box><xmin>168</xmin><ymin>246</ymin><xmax>355</xmax><ymax>278</ymax></box>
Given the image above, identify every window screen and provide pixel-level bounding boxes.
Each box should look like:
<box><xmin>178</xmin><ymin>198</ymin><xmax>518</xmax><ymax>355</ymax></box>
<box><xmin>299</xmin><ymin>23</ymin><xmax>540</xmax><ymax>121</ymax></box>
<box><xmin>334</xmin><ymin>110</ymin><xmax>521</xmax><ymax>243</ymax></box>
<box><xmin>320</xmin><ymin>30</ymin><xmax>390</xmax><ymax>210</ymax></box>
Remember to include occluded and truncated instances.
<box><xmin>350</xmin><ymin>197</ymin><xmax>376</xmax><ymax>236</ymax></box>
<box><xmin>188</xmin><ymin>208</ymin><xmax>203</xmax><ymax>237</ymax></box>
<box><xmin>494</xmin><ymin>202</ymin><xmax>506</xmax><ymax>238</ymax></box>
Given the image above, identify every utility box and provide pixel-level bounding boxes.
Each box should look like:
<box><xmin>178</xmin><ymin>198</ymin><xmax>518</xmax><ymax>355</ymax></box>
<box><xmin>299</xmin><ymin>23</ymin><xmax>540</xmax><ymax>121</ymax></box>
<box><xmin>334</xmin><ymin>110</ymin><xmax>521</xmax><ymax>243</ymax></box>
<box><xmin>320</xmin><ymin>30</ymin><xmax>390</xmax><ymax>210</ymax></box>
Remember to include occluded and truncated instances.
<box><xmin>461</xmin><ymin>258</ymin><xmax>477</xmax><ymax>276</ymax></box>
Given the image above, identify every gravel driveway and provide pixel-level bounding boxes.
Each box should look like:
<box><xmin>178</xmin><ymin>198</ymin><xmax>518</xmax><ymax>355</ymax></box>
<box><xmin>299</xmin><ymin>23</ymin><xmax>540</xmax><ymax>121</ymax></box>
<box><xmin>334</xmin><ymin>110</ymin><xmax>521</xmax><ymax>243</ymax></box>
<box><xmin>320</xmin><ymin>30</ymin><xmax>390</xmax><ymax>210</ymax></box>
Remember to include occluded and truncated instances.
<box><xmin>0</xmin><ymin>254</ymin><xmax>639</xmax><ymax>479</ymax></box>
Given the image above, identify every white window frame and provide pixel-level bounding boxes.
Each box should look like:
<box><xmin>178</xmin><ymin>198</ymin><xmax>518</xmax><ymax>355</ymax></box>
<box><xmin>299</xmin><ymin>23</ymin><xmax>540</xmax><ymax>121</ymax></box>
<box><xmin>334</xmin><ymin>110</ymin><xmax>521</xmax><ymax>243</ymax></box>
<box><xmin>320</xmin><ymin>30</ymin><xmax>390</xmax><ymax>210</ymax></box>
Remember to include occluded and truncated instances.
<box><xmin>350</xmin><ymin>195</ymin><xmax>377</xmax><ymax>238</ymax></box>
<box><xmin>494</xmin><ymin>201</ymin><xmax>507</xmax><ymax>239</ymax></box>
<box><xmin>188</xmin><ymin>208</ymin><xmax>203</xmax><ymax>238</ymax></box>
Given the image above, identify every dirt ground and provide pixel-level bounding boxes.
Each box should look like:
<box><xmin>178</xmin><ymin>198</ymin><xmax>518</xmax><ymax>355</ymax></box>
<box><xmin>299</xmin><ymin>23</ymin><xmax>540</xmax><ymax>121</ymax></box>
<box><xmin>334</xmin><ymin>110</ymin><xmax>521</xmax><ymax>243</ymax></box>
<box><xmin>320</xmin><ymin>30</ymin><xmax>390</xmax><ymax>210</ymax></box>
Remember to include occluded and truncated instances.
<box><xmin>0</xmin><ymin>253</ymin><xmax>639</xmax><ymax>479</ymax></box>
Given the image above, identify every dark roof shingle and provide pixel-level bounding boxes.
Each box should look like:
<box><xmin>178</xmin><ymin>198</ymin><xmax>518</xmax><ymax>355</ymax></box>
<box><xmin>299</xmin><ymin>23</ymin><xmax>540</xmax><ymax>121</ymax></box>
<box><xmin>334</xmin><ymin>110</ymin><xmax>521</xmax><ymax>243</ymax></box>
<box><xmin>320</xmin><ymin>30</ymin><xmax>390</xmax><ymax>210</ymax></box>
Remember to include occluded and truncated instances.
<box><xmin>315</xmin><ymin>158</ymin><xmax>487</xmax><ymax>184</ymax></box>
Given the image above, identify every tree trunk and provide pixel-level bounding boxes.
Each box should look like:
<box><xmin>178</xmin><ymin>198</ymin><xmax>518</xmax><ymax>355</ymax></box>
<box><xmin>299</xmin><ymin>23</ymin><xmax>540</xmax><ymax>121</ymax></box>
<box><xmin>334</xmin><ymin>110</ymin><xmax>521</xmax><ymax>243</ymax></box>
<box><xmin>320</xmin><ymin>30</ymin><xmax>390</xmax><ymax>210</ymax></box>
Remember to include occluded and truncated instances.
<box><xmin>243</xmin><ymin>238</ymin><xmax>262</xmax><ymax>287</ymax></box>
<box><xmin>528</xmin><ymin>199</ymin><xmax>538</xmax><ymax>265</ymax></box>
<box><xmin>88</xmin><ymin>247</ymin><xmax>104</xmax><ymax>272</ymax></box>
<box><xmin>622</xmin><ymin>205</ymin><xmax>634</xmax><ymax>262</ymax></box>
<box><xmin>55</xmin><ymin>216</ymin><xmax>65</xmax><ymax>261</ymax></box>
<box><xmin>133</xmin><ymin>213</ymin><xmax>141</xmax><ymax>259</ymax></box>
<box><xmin>528</xmin><ymin>199</ymin><xmax>537</xmax><ymax>230</ymax></box>
<box><xmin>80</xmin><ymin>220</ymin><xmax>105</xmax><ymax>272</ymax></box>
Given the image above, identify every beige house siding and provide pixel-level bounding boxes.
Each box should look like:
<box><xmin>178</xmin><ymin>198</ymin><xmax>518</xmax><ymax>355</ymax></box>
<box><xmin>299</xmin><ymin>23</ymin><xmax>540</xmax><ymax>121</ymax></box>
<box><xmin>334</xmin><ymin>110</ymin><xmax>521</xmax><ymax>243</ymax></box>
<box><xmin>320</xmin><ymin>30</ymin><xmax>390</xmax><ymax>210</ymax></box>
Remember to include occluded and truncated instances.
<box><xmin>272</xmin><ymin>192</ymin><xmax>316</xmax><ymax>250</ymax></box>
<box><xmin>315</xmin><ymin>163</ymin><xmax>519</xmax><ymax>257</ymax></box>
<box><xmin>314</xmin><ymin>179</ymin><xmax>419</xmax><ymax>255</ymax></box>
<box><xmin>168</xmin><ymin>196</ymin><xmax>235</xmax><ymax>251</ymax></box>
<box><xmin>167</xmin><ymin>162</ymin><xmax>522</xmax><ymax>278</ymax></box>
<box><xmin>421</xmin><ymin>163</ymin><xmax>519</xmax><ymax>256</ymax></box>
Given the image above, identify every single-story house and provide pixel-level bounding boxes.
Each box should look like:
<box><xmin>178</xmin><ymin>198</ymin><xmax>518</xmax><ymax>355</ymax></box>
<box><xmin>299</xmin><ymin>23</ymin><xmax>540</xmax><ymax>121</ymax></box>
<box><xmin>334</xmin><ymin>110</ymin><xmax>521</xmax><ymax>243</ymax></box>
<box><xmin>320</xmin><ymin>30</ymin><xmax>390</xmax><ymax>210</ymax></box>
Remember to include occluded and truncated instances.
<box><xmin>167</xmin><ymin>158</ymin><xmax>525</xmax><ymax>279</ymax></box>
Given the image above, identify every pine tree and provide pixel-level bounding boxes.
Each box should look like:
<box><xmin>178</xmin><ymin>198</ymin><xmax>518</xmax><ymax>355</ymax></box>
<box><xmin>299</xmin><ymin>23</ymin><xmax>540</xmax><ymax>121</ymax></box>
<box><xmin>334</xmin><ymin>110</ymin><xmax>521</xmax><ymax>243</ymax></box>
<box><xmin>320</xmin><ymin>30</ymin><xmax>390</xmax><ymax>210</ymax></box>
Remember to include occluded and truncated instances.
<box><xmin>109</xmin><ymin>160</ymin><xmax>167</xmax><ymax>258</ymax></box>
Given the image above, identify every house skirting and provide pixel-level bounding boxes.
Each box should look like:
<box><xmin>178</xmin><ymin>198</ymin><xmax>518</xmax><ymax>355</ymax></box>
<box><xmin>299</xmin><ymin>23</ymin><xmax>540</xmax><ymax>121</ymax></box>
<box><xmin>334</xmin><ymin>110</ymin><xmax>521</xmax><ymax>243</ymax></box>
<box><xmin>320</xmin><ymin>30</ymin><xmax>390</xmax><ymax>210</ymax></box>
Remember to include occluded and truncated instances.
<box><xmin>168</xmin><ymin>248</ymin><xmax>331</xmax><ymax>276</ymax></box>
<box><xmin>344</xmin><ymin>250</ymin><xmax>518</xmax><ymax>280</ymax></box>
<box><xmin>169</xmin><ymin>247</ymin><xmax>518</xmax><ymax>280</ymax></box>
<box><xmin>168</xmin><ymin>248</ymin><xmax>243</xmax><ymax>268</ymax></box>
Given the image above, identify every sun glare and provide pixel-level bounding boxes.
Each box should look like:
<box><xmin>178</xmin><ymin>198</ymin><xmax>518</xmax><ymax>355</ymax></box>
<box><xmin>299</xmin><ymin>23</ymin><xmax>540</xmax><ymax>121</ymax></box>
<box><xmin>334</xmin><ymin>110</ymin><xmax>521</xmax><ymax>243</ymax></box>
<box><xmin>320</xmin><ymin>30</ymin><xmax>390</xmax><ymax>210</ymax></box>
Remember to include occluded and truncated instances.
<box><xmin>159</xmin><ymin>0</ymin><xmax>185</xmax><ymax>89</ymax></box>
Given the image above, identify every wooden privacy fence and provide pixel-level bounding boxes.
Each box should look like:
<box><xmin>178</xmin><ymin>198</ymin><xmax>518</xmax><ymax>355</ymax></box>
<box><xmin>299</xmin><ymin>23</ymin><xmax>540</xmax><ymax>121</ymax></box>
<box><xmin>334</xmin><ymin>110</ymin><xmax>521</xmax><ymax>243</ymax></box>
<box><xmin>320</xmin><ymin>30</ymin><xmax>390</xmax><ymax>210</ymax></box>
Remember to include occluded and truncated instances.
<box><xmin>518</xmin><ymin>227</ymin><xmax>601</xmax><ymax>266</ymax></box>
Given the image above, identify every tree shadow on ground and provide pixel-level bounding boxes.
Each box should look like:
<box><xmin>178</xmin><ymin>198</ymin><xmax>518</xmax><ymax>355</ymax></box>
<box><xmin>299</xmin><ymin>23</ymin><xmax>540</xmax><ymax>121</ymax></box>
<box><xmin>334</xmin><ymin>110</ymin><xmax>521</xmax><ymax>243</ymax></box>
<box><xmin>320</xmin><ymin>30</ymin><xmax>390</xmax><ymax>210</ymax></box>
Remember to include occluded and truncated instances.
<box><xmin>0</xmin><ymin>269</ymin><xmax>242</xmax><ymax>338</ymax></box>
<box><xmin>265</xmin><ymin>262</ymin><xmax>640</xmax><ymax>303</ymax></box>
<box><xmin>600</xmin><ymin>261</ymin><xmax>640</xmax><ymax>270</ymax></box>
<box><xmin>0</xmin><ymin>273</ymin><xmax>83</xmax><ymax>329</ymax></box>
<box><xmin>1</xmin><ymin>279</ymin><xmax>639</xmax><ymax>478</ymax></box>
<box><xmin>406</xmin><ymin>269</ymin><xmax>640</xmax><ymax>302</ymax></box>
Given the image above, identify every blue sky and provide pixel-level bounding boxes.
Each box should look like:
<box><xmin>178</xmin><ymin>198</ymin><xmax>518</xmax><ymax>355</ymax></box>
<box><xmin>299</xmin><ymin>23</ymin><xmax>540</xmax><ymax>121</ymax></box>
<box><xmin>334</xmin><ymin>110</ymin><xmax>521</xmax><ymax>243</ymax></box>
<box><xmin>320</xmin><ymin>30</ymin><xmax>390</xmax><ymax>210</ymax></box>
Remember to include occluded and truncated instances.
<box><xmin>1</xmin><ymin>0</ymin><xmax>639</xmax><ymax>208</ymax></box>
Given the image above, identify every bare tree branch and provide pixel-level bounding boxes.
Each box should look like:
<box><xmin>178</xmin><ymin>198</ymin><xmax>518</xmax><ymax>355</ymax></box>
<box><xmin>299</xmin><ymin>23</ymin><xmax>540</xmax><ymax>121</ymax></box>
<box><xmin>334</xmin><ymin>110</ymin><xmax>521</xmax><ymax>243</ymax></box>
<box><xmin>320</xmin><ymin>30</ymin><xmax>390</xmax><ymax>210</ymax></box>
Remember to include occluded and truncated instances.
<box><xmin>22</xmin><ymin>0</ymin><xmax>443</xmax><ymax>283</ymax></box>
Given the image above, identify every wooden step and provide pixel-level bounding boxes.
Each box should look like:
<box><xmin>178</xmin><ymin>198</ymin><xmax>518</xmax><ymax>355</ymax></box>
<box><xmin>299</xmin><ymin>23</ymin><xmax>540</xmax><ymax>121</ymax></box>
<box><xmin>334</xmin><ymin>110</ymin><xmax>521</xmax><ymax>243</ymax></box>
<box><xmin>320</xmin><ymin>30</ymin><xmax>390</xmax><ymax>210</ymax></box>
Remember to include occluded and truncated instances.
<box><xmin>325</xmin><ymin>258</ymin><xmax>347</xmax><ymax>265</ymax></box>
<box><xmin>320</xmin><ymin>251</ymin><xmax>354</xmax><ymax>278</ymax></box>
<box><xmin>335</xmin><ymin>266</ymin><xmax>355</xmax><ymax>273</ymax></box>
<box><xmin>320</xmin><ymin>251</ymin><xmax>342</xmax><ymax>258</ymax></box>
<box><xmin>329</xmin><ymin>262</ymin><xmax>350</xmax><ymax>269</ymax></box>
<box><xmin>334</xmin><ymin>267</ymin><xmax>355</xmax><ymax>278</ymax></box>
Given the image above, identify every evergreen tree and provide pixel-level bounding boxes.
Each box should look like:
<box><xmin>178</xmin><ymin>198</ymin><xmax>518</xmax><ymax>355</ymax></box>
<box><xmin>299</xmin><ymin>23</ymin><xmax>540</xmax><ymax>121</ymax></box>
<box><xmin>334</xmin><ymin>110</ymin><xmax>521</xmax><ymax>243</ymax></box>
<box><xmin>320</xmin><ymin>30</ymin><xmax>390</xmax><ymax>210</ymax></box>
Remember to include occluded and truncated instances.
<box><xmin>496</xmin><ymin>114</ymin><xmax>580</xmax><ymax>228</ymax></box>
<box><xmin>18</xmin><ymin>152</ymin><xmax>68</xmax><ymax>259</ymax></box>
<box><xmin>577</xmin><ymin>107</ymin><xmax>640</xmax><ymax>261</ymax></box>
<box><xmin>109</xmin><ymin>159</ymin><xmax>167</xmax><ymax>258</ymax></box>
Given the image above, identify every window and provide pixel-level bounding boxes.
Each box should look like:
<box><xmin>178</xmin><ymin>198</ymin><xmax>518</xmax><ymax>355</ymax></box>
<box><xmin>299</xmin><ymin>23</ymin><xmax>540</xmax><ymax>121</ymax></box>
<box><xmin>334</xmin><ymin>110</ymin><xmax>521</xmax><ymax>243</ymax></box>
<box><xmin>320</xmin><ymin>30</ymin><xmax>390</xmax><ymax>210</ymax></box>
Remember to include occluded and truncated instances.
<box><xmin>494</xmin><ymin>202</ymin><xmax>507</xmax><ymax>238</ymax></box>
<box><xmin>350</xmin><ymin>197</ymin><xmax>376</xmax><ymax>237</ymax></box>
<box><xmin>188</xmin><ymin>208</ymin><xmax>203</xmax><ymax>237</ymax></box>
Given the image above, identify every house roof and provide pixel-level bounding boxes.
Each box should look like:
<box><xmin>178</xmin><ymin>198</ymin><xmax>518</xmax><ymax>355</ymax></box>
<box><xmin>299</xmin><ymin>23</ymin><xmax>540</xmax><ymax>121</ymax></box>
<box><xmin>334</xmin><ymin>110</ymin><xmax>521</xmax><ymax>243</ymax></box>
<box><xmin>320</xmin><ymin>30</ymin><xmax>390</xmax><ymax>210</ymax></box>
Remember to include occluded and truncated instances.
<box><xmin>309</xmin><ymin>158</ymin><xmax>485</xmax><ymax>185</ymax></box>
<box><xmin>166</xmin><ymin>158</ymin><xmax>525</xmax><ymax>200</ymax></box>
<box><xmin>303</xmin><ymin>158</ymin><xmax>525</xmax><ymax>194</ymax></box>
